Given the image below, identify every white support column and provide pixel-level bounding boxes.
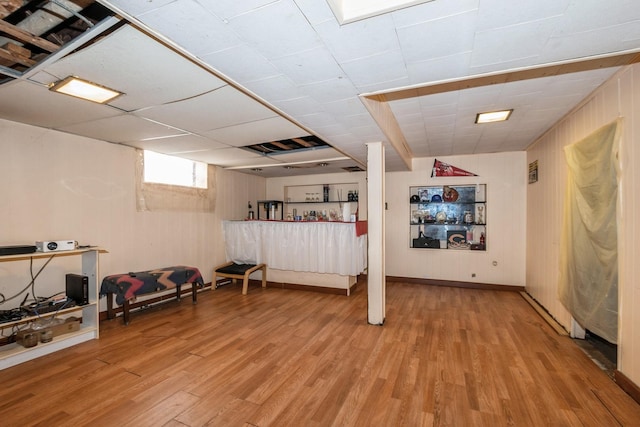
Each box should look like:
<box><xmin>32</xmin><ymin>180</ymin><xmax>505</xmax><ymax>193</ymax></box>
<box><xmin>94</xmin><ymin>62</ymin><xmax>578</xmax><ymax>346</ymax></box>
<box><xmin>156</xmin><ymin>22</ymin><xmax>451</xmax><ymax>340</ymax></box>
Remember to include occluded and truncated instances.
<box><xmin>367</xmin><ymin>142</ymin><xmax>385</xmax><ymax>325</ymax></box>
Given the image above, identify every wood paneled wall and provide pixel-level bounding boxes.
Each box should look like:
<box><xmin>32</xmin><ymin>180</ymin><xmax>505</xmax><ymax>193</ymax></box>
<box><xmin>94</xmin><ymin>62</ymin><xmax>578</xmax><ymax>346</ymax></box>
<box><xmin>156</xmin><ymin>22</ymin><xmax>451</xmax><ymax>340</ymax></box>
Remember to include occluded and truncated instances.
<box><xmin>526</xmin><ymin>63</ymin><xmax>640</xmax><ymax>387</ymax></box>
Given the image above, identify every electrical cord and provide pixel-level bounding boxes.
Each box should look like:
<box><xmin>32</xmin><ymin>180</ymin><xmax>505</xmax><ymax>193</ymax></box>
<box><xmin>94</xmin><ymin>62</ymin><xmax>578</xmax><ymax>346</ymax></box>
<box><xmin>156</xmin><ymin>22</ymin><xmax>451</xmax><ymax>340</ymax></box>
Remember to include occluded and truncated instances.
<box><xmin>0</xmin><ymin>254</ymin><xmax>56</xmax><ymax>306</ymax></box>
<box><xmin>32</xmin><ymin>297</ymin><xmax>72</xmax><ymax>320</ymax></box>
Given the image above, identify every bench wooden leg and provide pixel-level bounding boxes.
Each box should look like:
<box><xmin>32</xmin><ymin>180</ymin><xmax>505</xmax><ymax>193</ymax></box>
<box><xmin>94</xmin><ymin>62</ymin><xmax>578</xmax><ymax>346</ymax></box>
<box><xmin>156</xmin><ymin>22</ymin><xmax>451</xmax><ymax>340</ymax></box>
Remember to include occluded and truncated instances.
<box><xmin>242</xmin><ymin>263</ymin><xmax>266</xmax><ymax>295</ymax></box>
<box><xmin>107</xmin><ymin>293</ymin><xmax>115</xmax><ymax>320</ymax></box>
<box><xmin>123</xmin><ymin>300</ymin><xmax>130</xmax><ymax>325</ymax></box>
<box><xmin>192</xmin><ymin>283</ymin><xmax>197</xmax><ymax>304</ymax></box>
<box><xmin>176</xmin><ymin>284</ymin><xmax>182</xmax><ymax>301</ymax></box>
<box><xmin>242</xmin><ymin>276</ymin><xmax>250</xmax><ymax>295</ymax></box>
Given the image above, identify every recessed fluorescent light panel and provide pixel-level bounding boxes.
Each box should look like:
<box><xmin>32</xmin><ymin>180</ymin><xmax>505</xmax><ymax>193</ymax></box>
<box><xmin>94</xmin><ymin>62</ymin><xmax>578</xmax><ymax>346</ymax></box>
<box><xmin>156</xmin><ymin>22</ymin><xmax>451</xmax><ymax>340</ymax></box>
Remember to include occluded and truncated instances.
<box><xmin>475</xmin><ymin>109</ymin><xmax>513</xmax><ymax>124</ymax></box>
<box><xmin>49</xmin><ymin>76</ymin><xmax>123</xmax><ymax>104</ymax></box>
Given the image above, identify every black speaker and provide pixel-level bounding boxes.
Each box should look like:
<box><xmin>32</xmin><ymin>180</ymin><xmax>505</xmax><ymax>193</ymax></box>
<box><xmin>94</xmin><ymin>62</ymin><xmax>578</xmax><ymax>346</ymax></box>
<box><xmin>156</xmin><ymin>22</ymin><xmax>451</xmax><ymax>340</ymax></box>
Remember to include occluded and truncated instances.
<box><xmin>65</xmin><ymin>274</ymin><xmax>89</xmax><ymax>305</ymax></box>
<box><xmin>0</xmin><ymin>245</ymin><xmax>37</xmax><ymax>256</ymax></box>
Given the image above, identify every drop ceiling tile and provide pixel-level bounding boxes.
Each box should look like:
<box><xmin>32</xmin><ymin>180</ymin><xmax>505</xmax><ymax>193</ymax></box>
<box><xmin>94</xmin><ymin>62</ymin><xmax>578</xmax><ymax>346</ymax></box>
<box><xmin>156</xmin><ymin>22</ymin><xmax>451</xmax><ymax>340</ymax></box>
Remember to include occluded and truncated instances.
<box><xmin>235</xmin><ymin>158</ymin><xmax>362</xmax><ymax>178</ymax></box>
<box><xmin>389</xmin><ymin>98</ymin><xmax>422</xmax><ymax>116</ymax></box>
<box><xmin>475</xmin><ymin>0</ymin><xmax>569</xmax><ymax>32</ymax></box>
<box><xmin>59</xmin><ymin>115</ymin><xmax>187</xmax><ymax>143</ymax></box>
<box><xmin>458</xmin><ymin>84</ymin><xmax>505</xmax><ymax>104</ymax></box>
<box><xmin>274</xmin><ymin>96</ymin><xmax>325</xmax><ymax>117</ymax></box>
<box><xmin>101</xmin><ymin>0</ymin><xmax>175</xmax><ymax>17</ymax></box>
<box><xmin>294</xmin><ymin>0</ymin><xmax>337</xmax><ymax>25</ymax></box>
<box><xmin>557</xmin><ymin>1</ymin><xmax>640</xmax><ymax>34</ymax></box>
<box><xmin>198</xmin><ymin>0</ymin><xmax>279</xmax><ymax>20</ymax></box>
<box><xmin>136</xmin><ymin>0</ymin><xmax>243</xmax><ymax>57</ymax></box>
<box><xmin>225</xmin><ymin>0</ymin><xmax>322</xmax><ymax>60</ymax></box>
<box><xmin>137</xmin><ymin>86</ymin><xmax>277</xmax><ymax>133</ymax></box>
<box><xmin>242</xmin><ymin>75</ymin><xmax>303</xmax><ymax>102</ymax></box>
<box><xmin>391</xmin><ymin>0</ymin><xmax>479</xmax><ymax>28</ymax></box>
<box><xmin>306</xmin><ymin>123</ymin><xmax>351</xmax><ymax>140</ymax></box>
<box><xmin>417</xmin><ymin>91</ymin><xmax>460</xmax><ymax>107</ymax></box>
<box><xmin>403</xmin><ymin>130</ymin><xmax>428</xmax><ymax>145</ymax></box>
<box><xmin>0</xmin><ymin>81</ymin><xmax>121</xmax><ymax>128</ymax></box>
<box><xmin>296</xmin><ymin>111</ymin><xmax>345</xmax><ymax>129</ymax></box>
<box><xmin>185</xmin><ymin>147</ymin><xmax>271</xmax><ymax>167</ymax></box>
<box><xmin>470</xmin><ymin>19</ymin><xmax>558</xmax><ymax>69</ymax></box>
<box><xmin>313</xmin><ymin>13</ymin><xmax>400</xmax><ymax>63</ymax></box>
<box><xmin>199</xmin><ymin>44</ymin><xmax>279</xmax><ymax>84</ymax></box>
<box><xmin>542</xmin><ymin>25</ymin><xmax>640</xmax><ymax>64</ymax></box>
<box><xmin>333</xmin><ymin>112</ymin><xmax>379</xmax><ymax>129</ymax></box>
<box><xmin>322</xmin><ymin>97</ymin><xmax>370</xmax><ymax>117</ymax></box>
<box><xmin>339</xmin><ymin>49</ymin><xmax>408</xmax><ymax>88</ymax></box>
<box><xmin>397</xmin><ymin>117</ymin><xmax>426</xmax><ymax>133</ymax></box>
<box><xmin>406</xmin><ymin>52</ymin><xmax>472</xmax><ymax>84</ymax></box>
<box><xmin>396</xmin><ymin>10</ymin><xmax>477</xmax><ymax>63</ymax></box>
<box><xmin>203</xmin><ymin>116</ymin><xmax>309</xmax><ymax>146</ymax></box>
<box><xmin>42</xmin><ymin>25</ymin><xmax>227</xmax><ymax>112</ymax></box>
<box><xmin>270</xmin><ymin>46</ymin><xmax>346</xmax><ymax>85</ymax></box>
<box><xmin>267</xmin><ymin>146</ymin><xmax>346</xmax><ymax>163</ymax></box>
<box><xmin>123</xmin><ymin>134</ymin><xmax>228</xmax><ymax>154</ymax></box>
<box><xmin>26</xmin><ymin>71</ymin><xmax>59</xmax><ymax>86</ymax></box>
<box><xmin>300</xmin><ymin>77</ymin><xmax>360</xmax><ymax>105</ymax></box>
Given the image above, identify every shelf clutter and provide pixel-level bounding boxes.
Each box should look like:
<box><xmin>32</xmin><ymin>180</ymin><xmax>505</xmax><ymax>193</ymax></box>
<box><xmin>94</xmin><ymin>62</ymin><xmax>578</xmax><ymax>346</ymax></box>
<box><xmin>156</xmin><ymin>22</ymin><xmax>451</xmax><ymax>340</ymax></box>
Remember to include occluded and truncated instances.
<box><xmin>0</xmin><ymin>247</ymin><xmax>104</xmax><ymax>370</ymax></box>
<box><xmin>409</xmin><ymin>184</ymin><xmax>486</xmax><ymax>250</ymax></box>
<box><xmin>280</xmin><ymin>182</ymin><xmax>360</xmax><ymax>222</ymax></box>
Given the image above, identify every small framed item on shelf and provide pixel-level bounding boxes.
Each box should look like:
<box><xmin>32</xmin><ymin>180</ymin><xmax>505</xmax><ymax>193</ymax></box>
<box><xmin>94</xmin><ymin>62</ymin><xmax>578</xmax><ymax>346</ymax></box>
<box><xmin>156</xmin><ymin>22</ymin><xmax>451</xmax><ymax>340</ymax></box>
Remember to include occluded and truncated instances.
<box><xmin>418</xmin><ymin>189</ymin><xmax>431</xmax><ymax>202</ymax></box>
<box><xmin>447</xmin><ymin>230</ymin><xmax>469</xmax><ymax>250</ymax></box>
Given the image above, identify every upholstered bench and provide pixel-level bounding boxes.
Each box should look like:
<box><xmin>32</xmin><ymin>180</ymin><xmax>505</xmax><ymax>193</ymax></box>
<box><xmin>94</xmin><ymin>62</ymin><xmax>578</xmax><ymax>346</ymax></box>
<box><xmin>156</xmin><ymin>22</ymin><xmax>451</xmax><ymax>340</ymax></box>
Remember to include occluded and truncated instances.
<box><xmin>100</xmin><ymin>266</ymin><xmax>204</xmax><ymax>325</ymax></box>
<box><xmin>213</xmin><ymin>262</ymin><xmax>267</xmax><ymax>295</ymax></box>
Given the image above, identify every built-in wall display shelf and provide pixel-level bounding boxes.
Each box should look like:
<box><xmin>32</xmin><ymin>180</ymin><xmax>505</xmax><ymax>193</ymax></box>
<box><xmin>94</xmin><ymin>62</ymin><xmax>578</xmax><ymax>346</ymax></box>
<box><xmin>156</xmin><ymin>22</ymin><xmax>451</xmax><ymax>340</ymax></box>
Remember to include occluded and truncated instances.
<box><xmin>284</xmin><ymin>183</ymin><xmax>359</xmax><ymax>221</ymax></box>
<box><xmin>409</xmin><ymin>185</ymin><xmax>486</xmax><ymax>250</ymax></box>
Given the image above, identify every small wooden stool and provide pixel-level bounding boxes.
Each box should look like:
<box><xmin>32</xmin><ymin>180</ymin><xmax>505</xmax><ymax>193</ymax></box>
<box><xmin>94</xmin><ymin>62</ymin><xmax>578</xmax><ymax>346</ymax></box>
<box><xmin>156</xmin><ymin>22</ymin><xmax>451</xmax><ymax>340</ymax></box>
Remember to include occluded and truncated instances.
<box><xmin>213</xmin><ymin>262</ymin><xmax>267</xmax><ymax>295</ymax></box>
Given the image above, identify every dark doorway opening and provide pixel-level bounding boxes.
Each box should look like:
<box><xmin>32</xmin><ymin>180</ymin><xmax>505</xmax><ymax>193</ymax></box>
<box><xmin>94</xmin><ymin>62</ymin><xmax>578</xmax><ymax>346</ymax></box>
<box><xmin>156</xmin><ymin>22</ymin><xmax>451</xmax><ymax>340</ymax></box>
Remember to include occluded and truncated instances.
<box><xmin>574</xmin><ymin>330</ymin><xmax>617</xmax><ymax>378</ymax></box>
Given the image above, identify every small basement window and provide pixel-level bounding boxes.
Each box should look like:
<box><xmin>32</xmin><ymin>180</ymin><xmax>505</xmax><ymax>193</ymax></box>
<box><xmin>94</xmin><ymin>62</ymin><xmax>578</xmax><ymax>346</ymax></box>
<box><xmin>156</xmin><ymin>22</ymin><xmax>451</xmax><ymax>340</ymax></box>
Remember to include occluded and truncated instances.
<box><xmin>143</xmin><ymin>150</ymin><xmax>207</xmax><ymax>189</ymax></box>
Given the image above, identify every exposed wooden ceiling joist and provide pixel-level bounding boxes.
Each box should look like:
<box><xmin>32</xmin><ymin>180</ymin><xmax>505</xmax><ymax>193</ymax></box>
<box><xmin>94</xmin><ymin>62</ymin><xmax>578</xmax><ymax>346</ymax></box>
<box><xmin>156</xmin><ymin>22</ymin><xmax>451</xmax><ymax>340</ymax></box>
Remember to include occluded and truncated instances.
<box><xmin>0</xmin><ymin>19</ymin><xmax>60</xmax><ymax>52</ymax></box>
<box><xmin>0</xmin><ymin>42</ymin><xmax>34</xmax><ymax>66</ymax></box>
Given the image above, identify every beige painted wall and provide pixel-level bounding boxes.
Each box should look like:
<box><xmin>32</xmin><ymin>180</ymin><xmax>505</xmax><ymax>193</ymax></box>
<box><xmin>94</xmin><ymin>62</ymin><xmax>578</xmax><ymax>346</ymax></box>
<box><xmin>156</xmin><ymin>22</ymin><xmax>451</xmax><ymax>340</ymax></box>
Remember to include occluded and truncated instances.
<box><xmin>268</xmin><ymin>153</ymin><xmax>526</xmax><ymax>286</ymax></box>
<box><xmin>0</xmin><ymin>119</ymin><xmax>265</xmax><ymax>311</ymax></box>
<box><xmin>526</xmin><ymin>63</ymin><xmax>640</xmax><ymax>387</ymax></box>
<box><xmin>385</xmin><ymin>153</ymin><xmax>527</xmax><ymax>285</ymax></box>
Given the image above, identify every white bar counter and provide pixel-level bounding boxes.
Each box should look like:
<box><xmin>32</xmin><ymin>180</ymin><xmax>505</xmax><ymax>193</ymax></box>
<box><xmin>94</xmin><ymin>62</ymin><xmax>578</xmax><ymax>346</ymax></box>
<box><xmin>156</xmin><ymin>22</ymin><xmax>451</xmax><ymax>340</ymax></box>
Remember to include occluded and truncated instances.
<box><xmin>222</xmin><ymin>220</ymin><xmax>367</xmax><ymax>294</ymax></box>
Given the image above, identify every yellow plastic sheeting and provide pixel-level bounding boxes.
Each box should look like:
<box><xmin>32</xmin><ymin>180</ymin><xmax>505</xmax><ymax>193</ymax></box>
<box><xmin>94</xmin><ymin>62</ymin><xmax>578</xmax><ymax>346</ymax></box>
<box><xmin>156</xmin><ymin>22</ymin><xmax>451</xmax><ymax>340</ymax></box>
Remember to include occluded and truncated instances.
<box><xmin>559</xmin><ymin>119</ymin><xmax>621</xmax><ymax>344</ymax></box>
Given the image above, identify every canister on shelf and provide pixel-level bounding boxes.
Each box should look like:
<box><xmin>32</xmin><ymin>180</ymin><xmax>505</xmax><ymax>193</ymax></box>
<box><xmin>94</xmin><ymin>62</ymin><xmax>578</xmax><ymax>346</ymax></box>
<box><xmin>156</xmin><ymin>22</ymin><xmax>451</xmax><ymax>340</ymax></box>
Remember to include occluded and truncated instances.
<box><xmin>464</xmin><ymin>210</ymin><xmax>474</xmax><ymax>224</ymax></box>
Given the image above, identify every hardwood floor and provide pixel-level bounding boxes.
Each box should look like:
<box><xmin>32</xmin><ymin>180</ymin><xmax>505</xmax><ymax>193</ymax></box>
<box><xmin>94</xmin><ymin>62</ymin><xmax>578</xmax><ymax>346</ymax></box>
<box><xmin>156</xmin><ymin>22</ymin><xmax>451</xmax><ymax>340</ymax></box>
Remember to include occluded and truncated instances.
<box><xmin>1</xmin><ymin>278</ymin><xmax>639</xmax><ymax>426</ymax></box>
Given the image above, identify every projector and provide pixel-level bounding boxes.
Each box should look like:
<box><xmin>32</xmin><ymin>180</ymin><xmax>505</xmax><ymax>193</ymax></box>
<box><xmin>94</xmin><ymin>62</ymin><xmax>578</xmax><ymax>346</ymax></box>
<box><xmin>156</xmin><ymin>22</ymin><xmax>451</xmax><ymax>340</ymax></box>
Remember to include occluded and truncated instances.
<box><xmin>35</xmin><ymin>240</ymin><xmax>77</xmax><ymax>252</ymax></box>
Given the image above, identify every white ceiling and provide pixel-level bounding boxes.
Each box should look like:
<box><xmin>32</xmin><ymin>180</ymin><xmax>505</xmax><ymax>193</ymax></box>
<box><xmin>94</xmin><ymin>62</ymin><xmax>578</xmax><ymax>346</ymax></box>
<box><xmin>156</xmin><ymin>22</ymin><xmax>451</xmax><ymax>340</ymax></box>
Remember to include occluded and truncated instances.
<box><xmin>1</xmin><ymin>0</ymin><xmax>639</xmax><ymax>177</ymax></box>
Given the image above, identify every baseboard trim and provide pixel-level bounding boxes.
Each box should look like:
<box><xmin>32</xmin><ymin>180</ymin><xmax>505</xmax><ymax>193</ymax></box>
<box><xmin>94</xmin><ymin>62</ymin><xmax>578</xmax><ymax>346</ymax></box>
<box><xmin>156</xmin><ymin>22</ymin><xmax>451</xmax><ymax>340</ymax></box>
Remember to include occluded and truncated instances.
<box><xmin>385</xmin><ymin>275</ymin><xmax>525</xmax><ymax>292</ymax></box>
<box><xmin>215</xmin><ymin>277</ymin><xmax>356</xmax><ymax>296</ymax></box>
<box><xmin>267</xmin><ymin>281</ymin><xmax>355</xmax><ymax>296</ymax></box>
<box><xmin>614</xmin><ymin>370</ymin><xmax>640</xmax><ymax>405</ymax></box>
<box><xmin>519</xmin><ymin>291</ymin><xmax>568</xmax><ymax>336</ymax></box>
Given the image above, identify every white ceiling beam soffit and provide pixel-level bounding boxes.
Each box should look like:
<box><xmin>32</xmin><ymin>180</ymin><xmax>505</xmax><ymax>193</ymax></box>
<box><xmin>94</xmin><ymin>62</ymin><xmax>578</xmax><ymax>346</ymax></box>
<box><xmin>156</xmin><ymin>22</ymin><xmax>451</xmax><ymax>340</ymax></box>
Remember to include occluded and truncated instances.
<box><xmin>365</xmin><ymin>50</ymin><xmax>640</xmax><ymax>102</ymax></box>
<box><xmin>360</xmin><ymin>49</ymin><xmax>640</xmax><ymax>168</ymax></box>
<box><xmin>360</xmin><ymin>94</ymin><xmax>414</xmax><ymax>171</ymax></box>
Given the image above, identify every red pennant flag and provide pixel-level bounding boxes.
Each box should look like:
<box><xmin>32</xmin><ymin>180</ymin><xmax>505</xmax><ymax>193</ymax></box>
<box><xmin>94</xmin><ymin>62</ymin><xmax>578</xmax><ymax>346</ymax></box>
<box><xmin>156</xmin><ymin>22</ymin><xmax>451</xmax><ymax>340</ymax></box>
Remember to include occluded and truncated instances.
<box><xmin>431</xmin><ymin>159</ymin><xmax>477</xmax><ymax>177</ymax></box>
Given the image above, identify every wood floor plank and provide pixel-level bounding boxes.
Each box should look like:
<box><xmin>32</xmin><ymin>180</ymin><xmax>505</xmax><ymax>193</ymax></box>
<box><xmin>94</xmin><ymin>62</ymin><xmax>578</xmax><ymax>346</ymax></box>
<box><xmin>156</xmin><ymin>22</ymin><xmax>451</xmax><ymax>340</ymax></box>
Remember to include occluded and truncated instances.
<box><xmin>0</xmin><ymin>279</ymin><xmax>639</xmax><ymax>426</ymax></box>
